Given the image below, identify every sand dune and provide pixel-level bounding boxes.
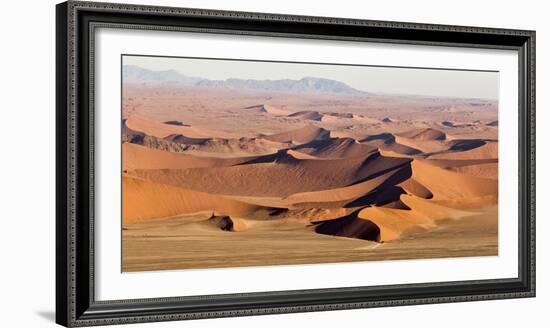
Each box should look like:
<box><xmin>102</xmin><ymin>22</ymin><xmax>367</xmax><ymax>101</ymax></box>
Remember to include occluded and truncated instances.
<box><xmin>428</xmin><ymin>141</ymin><xmax>498</xmax><ymax>160</ymax></box>
<box><xmin>391</xmin><ymin>127</ymin><xmax>489</xmax><ymax>155</ymax></box>
<box><xmin>394</xmin><ymin>136</ymin><xmax>450</xmax><ymax>154</ymax></box>
<box><xmin>422</xmin><ymin>158</ymin><xmax>497</xmax><ymax>168</ymax></box>
<box><xmin>122</xmin><ymin>77</ymin><xmax>498</xmax><ymax>271</ymax></box>
<box><xmin>243</xmin><ymin>104</ymin><xmax>291</xmax><ymax>116</ymax></box>
<box><xmin>446</xmin><ymin>139</ymin><xmax>486</xmax><ymax>151</ymax></box>
<box><xmin>122</xmin><ymin>175</ymin><xmax>263</xmax><ymax>222</ymax></box>
<box><xmin>326</xmin><ymin>112</ymin><xmax>354</xmax><ymax>119</ymax></box>
<box><xmin>164</xmin><ymin>120</ymin><xmax>189</xmax><ymax>126</ymax></box>
<box><xmin>284</xmin><ymin>164</ymin><xmax>411</xmax><ymax>206</ymax></box>
<box><xmin>329</xmin><ymin>130</ymin><xmax>369</xmax><ymax>140</ymax></box>
<box><xmin>420</xmin><ymin>158</ymin><xmax>498</xmax><ymax>179</ymax></box>
<box><xmin>123</xmin><ymin>122</ymin><xmax>497</xmax><ymax>245</ymax></box>
<box><xmin>121</xmin><ymin>81</ymin><xmax>499</xmax><ymax>272</ymax></box>
<box><xmin>357</xmin><ymin>194</ymin><xmax>474</xmax><ymax>241</ymax></box>
<box><xmin>125</xmin><ymin>116</ymin><xmax>235</xmax><ymax>139</ymax></box>
<box><xmin>287</xmin><ymin>110</ymin><xmax>324</xmax><ymax>121</ymax></box>
<box><xmin>409</xmin><ymin>159</ymin><xmax>498</xmax><ymax>206</ymax></box>
<box><xmin>291</xmin><ymin>137</ymin><xmax>378</xmax><ymax>159</ymax></box>
<box><xmin>398</xmin><ymin>127</ymin><xmax>447</xmax><ymax>141</ymax></box>
<box><xmin>242</xmin><ymin>104</ymin><xmax>269</xmax><ymax>113</ymax></box>
<box><xmin>261</xmin><ymin>124</ymin><xmax>330</xmax><ymax>144</ymax></box>
<box><xmin>130</xmin><ymin>151</ymin><xmax>411</xmax><ymax>197</ymax></box>
<box><xmin>360</xmin><ymin>133</ymin><xmax>422</xmax><ymax>155</ymax></box>
<box><xmin>352</xmin><ymin>115</ymin><xmax>381</xmax><ymax>124</ymax></box>
<box><xmin>184</xmin><ymin>137</ymin><xmax>289</xmax><ymax>156</ymax></box>
<box><xmin>125</xmin><ymin>118</ymin><xmax>292</xmax><ymax>157</ymax></box>
<box><xmin>224</xmin><ymin>165</ymin><xmax>411</xmax><ymax>212</ymax></box>
<box><xmin>448</xmin><ymin>163</ymin><xmax>498</xmax><ymax>179</ymax></box>
<box><xmin>320</xmin><ymin>115</ymin><xmax>349</xmax><ymax>125</ymax></box>
<box><xmin>263</xmin><ymin>104</ymin><xmax>291</xmax><ymax>116</ymax></box>
<box><xmin>319</xmin><ymin>112</ymin><xmax>362</xmax><ymax>125</ymax></box>
<box><xmin>399</xmin><ymin>178</ymin><xmax>433</xmax><ymax>199</ymax></box>
<box><xmin>285</xmin><ymin>149</ymin><xmax>321</xmax><ymax>160</ymax></box>
<box><xmin>314</xmin><ymin>192</ymin><xmax>475</xmax><ymax>242</ymax></box>
<box><xmin>164</xmin><ymin>134</ymin><xmax>210</xmax><ymax>145</ymax></box>
<box><xmin>122</xmin><ymin>143</ymin><xmax>262</xmax><ymax>170</ymax></box>
<box><xmin>315</xmin><ymin>211</ymin><xmax>381</xmax><ymax>241</ymax></box>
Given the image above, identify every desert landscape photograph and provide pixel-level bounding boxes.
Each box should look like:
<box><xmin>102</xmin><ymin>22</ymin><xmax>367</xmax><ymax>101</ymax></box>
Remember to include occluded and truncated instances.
<box><xmin>121</xmin><ymin>55</ymin><xmax>499</xmax><ymax>272</ymax></box>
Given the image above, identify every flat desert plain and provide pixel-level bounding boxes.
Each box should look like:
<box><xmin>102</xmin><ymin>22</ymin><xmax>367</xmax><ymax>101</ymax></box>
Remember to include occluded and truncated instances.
<box><xmin>121</xmin><ymin>70</ymin><xmax>498</xmax><ymax>272</ymax></box>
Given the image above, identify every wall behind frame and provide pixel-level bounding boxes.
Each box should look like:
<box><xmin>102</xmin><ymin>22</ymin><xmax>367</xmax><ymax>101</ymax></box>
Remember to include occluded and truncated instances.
<box><xmin>0</xmin><ymin>0</ymin><xmax>545</xmax><ymax>327</ymax></box>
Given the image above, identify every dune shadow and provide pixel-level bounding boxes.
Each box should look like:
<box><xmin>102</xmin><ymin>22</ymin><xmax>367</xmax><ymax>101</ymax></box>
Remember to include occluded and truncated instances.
<box><xmin>345</xmin><ymin>164</ymin><xmax>412</xmax><ymax>208</ymax></box>
<box><xmin>269</xmin><ymin>208</ymin><xmax>289</xmax><ymax>216</ymax></box>
<box><xmin>360</xmin><ymin>132</ymin><xmax>396</xmax><ymax>144</ymax></box>
<box><xmin>448</xmin><ymin>139</ymin><xmax>486</xmax><ymax>151</ymax></box>
<box><xmin>314</xmin><ymin>211</ymin><xmax>381</xmax><ymax>242</ymax></box>
<box><xmin>346</xmin><ymin>186</ymin><xmax>408</xmax><ymax>208</ymax></box>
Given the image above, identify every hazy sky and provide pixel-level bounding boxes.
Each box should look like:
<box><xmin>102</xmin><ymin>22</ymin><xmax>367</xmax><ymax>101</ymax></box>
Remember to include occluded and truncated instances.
<box><xmin>123</xmin><ymin>55</ymin><xmax>499</xmax><ymax>100</ymax></box>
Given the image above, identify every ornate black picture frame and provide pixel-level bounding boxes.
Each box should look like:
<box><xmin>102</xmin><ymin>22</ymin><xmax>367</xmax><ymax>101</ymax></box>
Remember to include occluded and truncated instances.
<box><xmin>56</xmin><ymin>1</ymin><xmax>535</xmax><ymax>326</ymax></box>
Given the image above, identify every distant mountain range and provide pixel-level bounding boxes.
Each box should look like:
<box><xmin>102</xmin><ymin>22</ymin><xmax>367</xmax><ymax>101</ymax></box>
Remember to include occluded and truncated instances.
<box><xmin>123</xmin><ymin>65</ymin><xmax>365</xmax><ymax>95</ymax></box>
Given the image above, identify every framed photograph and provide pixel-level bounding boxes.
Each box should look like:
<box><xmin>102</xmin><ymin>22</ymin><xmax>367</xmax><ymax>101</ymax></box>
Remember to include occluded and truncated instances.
<box><xmin>56</xmin><ymin>1</ymin><xmax>535</xmax><ymax>326</ymax></box>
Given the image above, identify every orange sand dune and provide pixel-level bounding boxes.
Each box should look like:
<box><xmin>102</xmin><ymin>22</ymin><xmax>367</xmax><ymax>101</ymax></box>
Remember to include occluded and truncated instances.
<box><xmin>320</xmin><ymin>115</ymin><xmax>346</xmax><ymax>125</ymax></box>
<box><xmin>121</xmin><ymin>83</ymin><xmax>499</xmax><ymax>271</ymax></box>
<box><xmin>261</xmin><ymin>124</ymin><xmax>330</xmax><ymax>144</ymax></box>
<box><xmin>221</xmin><ymin>195</ymin><xmax>294</xmax><ymax>209</ymax></box>
<box><xmin>420</xmin><ymin>158</ymin><xmax>498</xmax><ymax>179</ymax></box>
<box><xmin>410</xmin><ymin>159</ymin><xmax>498</xmax><ymax>206</ymax></box>
<box><xmin>125</xmin><ymin>118</ymin><xmax>292</xmax><ymax>157</ymax></box>
<box><xmin>242</xmin><ymin>104</ymin><xmax>269</xmax><ymax>113</ymax></box>
<box><xmin>422</xmin><ymin>158</ymin><xmax>497</xmax><ymax>168</ymax></box>
<box><xmin>394</xmin><ymin>136</ymin><xmax>449</xmax><ymax>154</ymax></box>
<box><xmin>314</xmin><ymin>211</ymin><xmax>381</xmax><ymax>241</ymax></box>
<box><xmin>448</xmin><ymin>163</ymin><xmax>498</xmax><ymax>180</ymax></box>
<box><xmin>391</xmin><ymin>128</ymin><xmax>453</xmax><ymax>154</ymax></box>
<box><xmin>314</xmin><ymin>193</ymin><xmax>474</xmax><ymax>242</ymax></box>
<box><xmin>243</xmin><ymin>104</ymin><xmax>291</xmax><ymax>116</ymax></box>
<box><xmin>360</xmin><ymin>133</ymin><xmax>422</xmax><ymax>155</ymax></box>
<box><xmin>284</xmin><ymin>164</ymin><xmax>411</xmax><ymax>205</ymax></box>
<box><xmin>446</xmin><ymin>139</ymin><xmax>487</xmax><ymax>152</ymax></box>
<box><xmin>428</xmin><ymin>141</ymin><xmax>498</xmax><ymax>160</ymax></box>
<box><xmin>285</xmin><ymin>149</ymin><xmax>320</xmax><ymax>160</ymax></box>
<box><xmin>357</xmin><ymin>194</ymin><xmax>474</xmax><ymax>241</ymax></box>
<box><xmin>291</xmin><ymin>137</ymin><xmax>378</xmax><ymax>159</ymax></box>
<box><xmin>320</xmin><ymin>113</ymin><xmax>357</xmax><ymax>125</ymax></box>
<box><xmin>122</xmin><ymin>143</ymin><xmax>263</xmax><ymax>170</ymax></box>
<box><xmin>352</xmin><ymin>115</ymin><xmax>381</xmax><ymax>124</ymax></box>
<box><xmin>125</xmin><ymin>116</ymin><xmax>237</xmax><ymax>139</ymax></box>
<box><xmin>330</xmin><ymin>130</ymin><xmax>369</xmax><ymax>140</ymax></box>
<box><xmin>378</xmin><ymin>149</ymin><xmax>419</xmax><ymax>159</ymax></box>
<box><xmin>164</xmin><ymin>134</ymin><xmax>209</xmax><ymax>145</ymax></box>
<box><xmin>130</xmin><ymin>151</ymin><xmax>411</xmax><ymax>198</ymax></box>
<box><xmin>398</xmin><ymin>127</ymin><xmax>447</xmax><ymax>141</ymax></box>
<box><xmin>181</xmin><ymin>137</ymin><xmax>289</xmax><ymax>157</ymax></box>
<box><xmin>398</xmin><ymin>178</ymin><xmax>433</xmax><ymax>199</ymax></box>
<box><xmin>263</xmin><ymin>104</ymin><xmax>291</xmax><ymax>116</ymax></box>
<box><xmin>122</xmin><ymin>175</ymin><xmax>263</xmax><ymax>222</ymax></box>
<box><xmin>287</xmin><ymin>110</ymin><xmax>323</xmax><ymax>121</ymax></box>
